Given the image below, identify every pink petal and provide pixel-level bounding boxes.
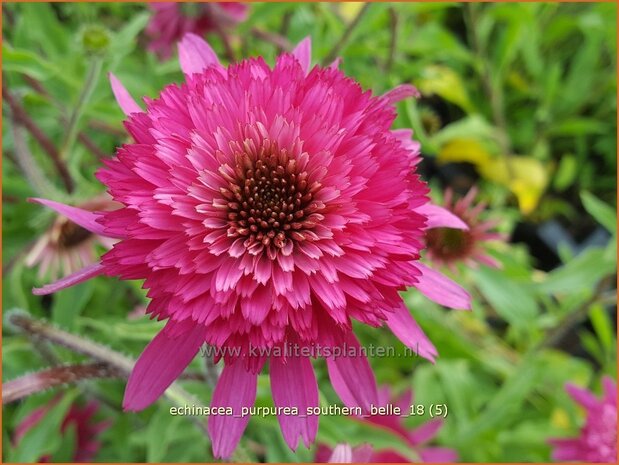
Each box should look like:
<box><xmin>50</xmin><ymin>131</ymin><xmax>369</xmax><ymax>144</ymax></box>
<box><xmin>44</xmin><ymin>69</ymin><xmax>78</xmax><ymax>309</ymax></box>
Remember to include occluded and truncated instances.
<box><xmin>32</xmin><ymin>263</ymin><xmax>105</xmax><ymax>295</ymax></box>
<box><xmin>328</xmin><ymin>444</ymin><xmax>353</xmax><ymax>463</ymax></box>
<box><xmin>477</xmin><ymin>253</ymin><xmax>502</xmax><ymax>269</ymax></box>
<box><xmin>414</xmin><ymin>263</ymin><xmax>471</xmax><ymax>310</ymax></box>
<box><xmin>419</xmin><ymin>447</ymin><xmax>459</xmax><ymax>462</ymax></box>
<box><xmin>385</xmin><ymin>303</ymin><xmax>437</xmax><ymax>362</ymax></box>
<box><xmin>549</xmin><ymin>438</ymin><xmax>582</xmax><ymax>461</ymax></box>
<box><xmin>178</xmin><ymin>33</ymin><xmax>220</xmax><ymax>75</ymax></box>
<box><xmin>326</xmin><ymin>332</ymin><xmax>378</xmax><ymax>414</ymax></box>
<box><xmin>409</xmin><ymin>418</ymin><xmax>443</xmax><ymax>444</ymax></box>
<box><xmin>123</xmin><ymin>322</ymin><xmax>206</xmax><ymax>411</ymax></box>
<box><xmin>602</xmin><ymin>376</ymin><xmax>617</xmax><ymax>405</ymax></box>
<box><xmin>418</xmin><ymin>203</ymin><xmax>468</xmax><ymax>230</ymax></box>
<box><xmin>28</xmin><ymin>198</ymin><xmax>124</xmax><ymax>238</ymax></box>
<box><xmin>328</xmin><ymin>57</ymin><xmax>342</xmax><ymax>70</ymax></box>
<box><xmin>13</xmin><ymin>404</ymin><xmax>51</xmax><ymax>443</ymax></box>
<box><xmin>208</xmin><ymin>361</ymin><xmax>258</xmax><ymax>459</ymax></box>
<box><xmin>291</xmin><ymin>37</ymin><xmax>312</xmax><ymax>74</ymax></box>
<box><xmin>328</xmin><ymin>444</ymin><xmax>373</xmax><ymax>463</ymax></box>
<box><xmin>270</xmin><ymin>354</ymin><xmax>319</xmax><ymax>450</ymax></box>
<box><xmin>108</xmin><ymin>73</ymin><xmax>142</xmax><ymax>116</ymax></box>
<box><xmin>351</xmin><ymin>444</ymin><xmax>374</xmax><ymax>462</ymax></box>
<box><xmin>382</xmin><ymin>84</ymin><xmax>420</xmax><ymax>104</ymax></box>
<box><xmin>565</xmin><ymin>383</ymin><xmax>599</xmax><ymax>410</ymax></box>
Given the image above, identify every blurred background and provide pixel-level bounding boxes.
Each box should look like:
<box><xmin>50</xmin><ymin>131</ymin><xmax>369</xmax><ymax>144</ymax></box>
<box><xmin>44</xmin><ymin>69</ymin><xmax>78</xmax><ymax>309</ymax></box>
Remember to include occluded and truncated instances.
<box><xmin>2</xmin><ymin>2</ymin><xmax>617</xmax><ymax>463</ymax></box>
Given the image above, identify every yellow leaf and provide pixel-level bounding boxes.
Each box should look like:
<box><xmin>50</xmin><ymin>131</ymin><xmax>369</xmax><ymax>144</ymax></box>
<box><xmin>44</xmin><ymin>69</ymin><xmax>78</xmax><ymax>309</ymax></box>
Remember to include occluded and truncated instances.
<box><xmin>550</xmin><ymin>408</ymin><xmax>571</xmax><ymax>430</ymax></box>
<box><xmin>437</xmin><ymin>138</ymin><xmax>493</xmax><ymax>166</ymax></box>
<box><xmin>481</xmin><ymin>157</ymin><xmax>548</xmax><ymax>215</ymax></box>
<box><xmin>339</xmin><ymin>2</ymin><xmax>365</xmax><ymax>22</ymax></box>
<box><xmin>438</xmin><ymin>138</ymin><xmax>548</xmax><ymax>215</ymax></box>
<box><xmin>417</xmin><ymin>65</ymin><xmax>475</xmax><ymax>113</ymax></box>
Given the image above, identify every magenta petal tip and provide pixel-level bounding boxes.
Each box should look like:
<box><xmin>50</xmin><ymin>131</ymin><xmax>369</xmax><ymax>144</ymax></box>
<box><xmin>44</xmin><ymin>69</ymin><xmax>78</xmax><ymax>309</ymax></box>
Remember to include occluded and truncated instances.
<box><xmin>178</xmin><ymin>32</ymin><xmax>221</xmax><ymax>76</ymax></box>
<box><xmin>291</xmin><ymin>36</ymin><xmax>312</xmax><ymax>74</ymax></box>
<box><xmin>109</xmin><ymin>72</ymin><xmax>142</xmax><ymax>116</ymax></box>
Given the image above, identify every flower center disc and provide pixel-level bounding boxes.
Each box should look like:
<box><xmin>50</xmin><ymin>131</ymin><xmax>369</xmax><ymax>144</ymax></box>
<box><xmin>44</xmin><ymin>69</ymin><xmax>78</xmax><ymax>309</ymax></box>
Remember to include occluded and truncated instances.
<box><xmin>222</xmin><ymin>144</ymin><xmax>325</xmax><ymax>258</ymax></box>
<box><xmin>425</xmin><ymin>227</ymin><xmax>474</xmax><ymax>261</ymax></box>
<box><xmin>58</xmin><ymin>221</ymin><xmax>93</xmax><ymax>248</ymax></box>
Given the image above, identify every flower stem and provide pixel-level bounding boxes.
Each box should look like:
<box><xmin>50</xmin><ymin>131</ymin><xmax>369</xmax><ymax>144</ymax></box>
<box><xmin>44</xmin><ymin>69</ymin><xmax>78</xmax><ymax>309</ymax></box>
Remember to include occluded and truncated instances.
<box><xmin>534</xmin><ymin>276</ymin><xmax>613</xmax><ymax>351</ymax></box>
<box><xmin>8</xmin><ymin>312</ymin><xmax>134</xmax><ymax>372</ymax></box>
<box><xmin>464</xmin><ymin>4</ymin><xmax>512</xmax><ymax>155</ymax></box>
<box><xmin>6</xmin><ymin>312</ymin><xmax>210</xmax><ymax>436</ymax></box>
<box><xmin>23</xmin><ymin>75</ymin><xmax>108</xmax><ymax>159</ymax></box>
<box><xmin>10</xmin><ymin>124</ymin><xmax>63</xmax><ymax>199</ymax></box>
<box><xmin>386</xmin><ymin>7</ymin><xmax>398</xmax><ymax>72</ymax></box>
<box><xmin>3</xmin><ymin>82</ymin><xmax>74</xmax><ymax>193</ymax></box>
<box><xmin>2</xmin><ymin>362</ymin><xmax>122</xmax><ymax>404</ymax></box>
<box><xmin>323</xmin><ymin>3</ymin><xmax>372</xmax><ymax>64</ymax></box>
<box><xmin>251</xmin><ymin>27</ymin><xmax>292</xmax><ymax>51</ymax></box>
<box><xmin>60</xmin><ymin>58</ymin><xmax>103</xmax><ymax>161</ymax></box>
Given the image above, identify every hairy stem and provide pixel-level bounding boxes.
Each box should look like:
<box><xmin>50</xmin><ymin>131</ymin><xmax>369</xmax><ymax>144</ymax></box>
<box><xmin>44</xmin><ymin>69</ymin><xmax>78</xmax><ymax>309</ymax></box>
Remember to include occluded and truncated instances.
<box><xmin>7</xmin><ymin>313</ymin><xmax>212</xmax><ymax>442</ymax></box>
<box><xmin>9</xmin><ymin>312</ymin><xmax>134</xmax><ymax>372</ymax></box>
<box><xmin>3</xmin><ymin>363</ymin><xmax>122</xmax><ymax>404</ymax></box>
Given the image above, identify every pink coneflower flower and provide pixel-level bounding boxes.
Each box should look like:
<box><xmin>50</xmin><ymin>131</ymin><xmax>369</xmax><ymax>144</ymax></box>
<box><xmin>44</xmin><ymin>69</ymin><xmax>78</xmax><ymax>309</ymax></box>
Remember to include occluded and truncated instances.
<box><xmin>25</xmin><ymin>195</ymin><xmax>119</xmax><ymax>279</ymax></box>
<box><xmin>31</xmin><ymin>34</ymin><xmax>471</xmax><ymax>458</ymax></box>
<box><xmin>146</xmin><ymin>2</ymin><xmax>249</xmax><ymax>59</ymax></box>
<box><xmin>549</xmin><ymin>376</ymin><xmax>617</xmax><ymax>463</ymax></box>
<box><xmin>317</xmin><ymin>387</ymin><xmax>457</xmax><ymax>463</ymax></box>
<box><xmin>425</xmin><ymin>186</ymin><xmax>503</xmax><ymax>270</ymax></box>
<box><xmin>316</xmin><ymin>443</ymin><xmax>373</xmax><ymax>463</ymax></box>
<box><xmin>13</xmin><ymin>397</ymin><xmax>109</xmax><ymax>462</ymax></box>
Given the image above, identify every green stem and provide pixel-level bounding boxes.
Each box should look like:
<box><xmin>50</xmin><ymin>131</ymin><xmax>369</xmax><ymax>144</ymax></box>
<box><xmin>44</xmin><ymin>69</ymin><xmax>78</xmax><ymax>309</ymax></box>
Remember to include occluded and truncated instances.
<box><xmin>323</xmin><ymin>3</ymin><xmax>372</xmax><ymax>64</ymax></box>
<box><xmin>10</xmin><ymin>124</ymin><xmax>62</xmax><ymax>198</ymax></box>
<box><xmin>60</xmin><ymin>58</ymin><xmax>102</xmax><ymax>160</ymax></box>
<box><xmin>464</xmin><ymin>4</ymin><xmax>512</xmax><ymax>156</ymax></box>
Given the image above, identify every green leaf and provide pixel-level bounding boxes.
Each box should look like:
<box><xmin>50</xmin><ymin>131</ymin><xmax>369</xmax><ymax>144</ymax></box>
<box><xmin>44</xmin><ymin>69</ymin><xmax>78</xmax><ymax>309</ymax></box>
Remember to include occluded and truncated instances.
<box><xmin>52</xmin><ymin>423</ymin><xmax>77</xmax><ymax>462</ymax></box>
<box><xmin>146</xmin><ymin>408</ymin><xmax>183</xmax><ymax>462</ymax></box>
<box><xmin>2</xmin><ymin>44</ymin><xmax>59</xmax><ymax>81</ymax></box>
<box><xmin>474</xmin><ymin>267</ymin><xmax>538</xmax><ymax>327</ymax></box>
<box><xmin>548</xmin><ymin>118</ymin><xmax>609</xmax><ymax>137</ymax></box>
<box><xmin>537</xmin><ymin>248</ymin><xmax>615</xmax><ymax>295</ymax></box>
<box><xmin>580</xmin><ymin>191</ymin><xmax>616</xmax><ymax>234</ymax></box>
<box><xmin>458</xmin><ymin>355</ymin><xmax>543</xmax><ymax>442</ymax></box>
<box><xmin>108</xmin><ymin>12</ymin><xmax>150</xmax><ymax>60</ymax></box>
<box><xmin>553</xmin><ymin>154</ymin><xmax>578</xmax><ymax>191</ymax></box>
<box><xmin>417</xmin><ymin>64</ymin><xmax>476</xmax><ymax>113</ymax></box>
<box><xmin>589</xmin><ymin>303</ymin><xmax>615</xmax><ymax>352</ymax></box>
<box><xmin>14</xmin><ymin>3</ymin><xmax>69</xmax><ymax>59</ymax></box>
<box><xmin>51</xmin><ymin>282</ymin><xmax>94</xmax><ymax>330</ymax></box>
<box><xmin>9</xmin><ymin>393</ymin><xmax>77</xmax><ymax>463</ymax></box>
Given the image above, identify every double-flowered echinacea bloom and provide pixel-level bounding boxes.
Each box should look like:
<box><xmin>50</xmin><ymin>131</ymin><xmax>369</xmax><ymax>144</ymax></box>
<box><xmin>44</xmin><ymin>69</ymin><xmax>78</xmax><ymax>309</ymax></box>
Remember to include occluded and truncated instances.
<box><xmin>32</xmin><ymin>34</ymin><xmax>470</xmax><ymax>458</ymax></box>
<box><xmin>549</xmin><ymin>376</ymin><xmax>617</xmax><ymax>463</ymax></box>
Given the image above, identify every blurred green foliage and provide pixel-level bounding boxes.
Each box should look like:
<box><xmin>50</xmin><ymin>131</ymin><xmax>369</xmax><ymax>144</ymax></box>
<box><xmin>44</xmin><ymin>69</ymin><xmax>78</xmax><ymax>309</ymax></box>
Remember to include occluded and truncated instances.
<box><xmin>2</xmin><ymin>3</ymin><xmax>617</xmax><ymax>463</ymax></box>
